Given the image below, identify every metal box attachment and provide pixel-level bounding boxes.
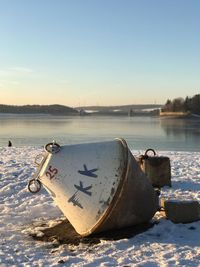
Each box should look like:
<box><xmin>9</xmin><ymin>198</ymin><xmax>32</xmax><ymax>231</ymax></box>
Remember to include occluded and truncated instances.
<box><xmin>139</xmin><ymin>149</ymin><xmax>171</xmax><ymax>188</ymax></box>
<box><xmin>28</xmin><ymin>139</ymin><xmax>159</xmax><ymax>236</ymax></box>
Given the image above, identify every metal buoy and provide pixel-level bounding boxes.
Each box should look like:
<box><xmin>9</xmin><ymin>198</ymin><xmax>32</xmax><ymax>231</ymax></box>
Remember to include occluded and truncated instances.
<box><xmin>29</xmin><ymin>139</ymin><xmax>159</xmax><ymax>236</ymax></box>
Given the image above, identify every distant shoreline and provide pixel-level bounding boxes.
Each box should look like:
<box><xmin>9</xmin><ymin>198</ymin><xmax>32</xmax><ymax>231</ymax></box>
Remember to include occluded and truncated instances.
<box><xmin>159</xmin><ymin>111</ymin><xmax>191</xmax><ymax>118</ymax></box>
<box><xmin>0</xmin><ymin>104</ymin><xmax>162</xmax><ymax>117</ymax></box>
<box><xmin>159</xmin><ymin>111</ymin><xmax>200</xmax><ymax>119</ymax></box>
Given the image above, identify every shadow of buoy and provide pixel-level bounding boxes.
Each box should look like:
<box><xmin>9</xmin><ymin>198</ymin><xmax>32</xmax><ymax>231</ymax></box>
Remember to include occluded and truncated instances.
<box><xmin>29</xmin><ymin>218</ymin><xmax>155</xmax><ymax>246</ymax></box>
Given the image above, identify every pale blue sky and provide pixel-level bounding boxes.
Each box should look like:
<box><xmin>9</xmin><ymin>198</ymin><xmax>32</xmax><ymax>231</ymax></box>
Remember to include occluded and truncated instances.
<box><xmin>0</xmin><ymin>0</ymin><xmax>200</xmax><ymax>106</ymax></box>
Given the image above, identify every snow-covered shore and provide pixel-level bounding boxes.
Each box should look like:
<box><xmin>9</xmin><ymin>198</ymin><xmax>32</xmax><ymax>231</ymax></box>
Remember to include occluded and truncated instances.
<box><xmin>0</xmin><ymin>147</ymin><xmax>200</xmax><ymax>266</ymax></box>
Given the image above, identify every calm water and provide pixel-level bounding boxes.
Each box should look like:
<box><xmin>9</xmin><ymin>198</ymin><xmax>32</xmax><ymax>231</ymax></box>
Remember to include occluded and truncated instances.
<box><xmin>0</xmin><ymin>114</ymin><xmax>200</xmax><ymax>151</ymax></box>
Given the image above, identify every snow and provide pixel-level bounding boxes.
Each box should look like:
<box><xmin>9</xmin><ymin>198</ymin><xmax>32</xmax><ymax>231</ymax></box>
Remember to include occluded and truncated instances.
<box><xmin>0</xmin><ymin>147</ymin><xmax>200</xmax><ymax>266</ymax></box>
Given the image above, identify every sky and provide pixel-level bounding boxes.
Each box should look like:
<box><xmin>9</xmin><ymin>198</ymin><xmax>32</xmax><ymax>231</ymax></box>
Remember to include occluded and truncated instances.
<box><xmin>0</xmin><ymin>0</ymin><xmax>200</xmax><ymax>107</ymax></box>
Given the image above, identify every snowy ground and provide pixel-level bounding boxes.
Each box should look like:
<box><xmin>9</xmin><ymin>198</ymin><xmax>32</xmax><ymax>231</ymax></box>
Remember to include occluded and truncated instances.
<box><xmin>0</xmin><ymin>147</ymin><xmax>200</xmax><ymax>267</ymax></box>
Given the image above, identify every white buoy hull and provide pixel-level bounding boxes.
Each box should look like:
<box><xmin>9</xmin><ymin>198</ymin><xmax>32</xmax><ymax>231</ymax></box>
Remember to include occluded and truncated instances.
<box><xmin>34</xmin><ymin>139</ymin><xmax>158</xmax><ymax>236</ymax></box>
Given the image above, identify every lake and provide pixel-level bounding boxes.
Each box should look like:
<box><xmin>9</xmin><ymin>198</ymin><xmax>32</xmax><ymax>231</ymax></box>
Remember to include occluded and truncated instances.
<box><xmin>0</xmin><ymin>114</ymin><xmax>200</xmax><ymax>152</ymax></box>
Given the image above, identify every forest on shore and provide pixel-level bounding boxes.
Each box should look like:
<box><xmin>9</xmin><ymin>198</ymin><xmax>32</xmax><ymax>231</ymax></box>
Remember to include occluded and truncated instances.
<box><xmin>162</xmin><ymin>94</ymin><xmax>200</xmax><ymax>115</ymax></box>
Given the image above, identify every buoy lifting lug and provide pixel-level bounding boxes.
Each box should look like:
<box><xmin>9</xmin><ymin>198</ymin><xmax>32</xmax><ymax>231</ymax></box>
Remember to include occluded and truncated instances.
<box><xmin>45</xmin><ymin>142</ymin><xmax>61</xmax><ymax>154</ymax></box>
<box><xmin>28</xmin><ymin>179</ymin><xmax>42</xmax><ymax>193</ymax></box>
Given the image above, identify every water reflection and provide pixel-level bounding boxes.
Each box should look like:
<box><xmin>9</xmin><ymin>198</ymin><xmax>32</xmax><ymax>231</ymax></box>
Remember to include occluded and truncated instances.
<box><xmin>0</xmin><ymin>115</ymin><xmax>200</xmax><ymax>151</ymax></box>
<box><xmin>160</xmin><ymin>117</ymin><xmax>200</xmax><ymax>151</ymax></box>
<box><xmin>160</xmin><ymin>118</ymin><xmax>200</xmax><ymax>139</ymax></box>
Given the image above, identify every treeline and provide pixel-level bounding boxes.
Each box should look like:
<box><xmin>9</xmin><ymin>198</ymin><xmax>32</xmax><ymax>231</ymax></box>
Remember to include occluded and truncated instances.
<box><xmin>162</xmin><ymin>94</ymin><xmax>200</xmax><ymax>115</ymax></box>
<box><xmin>0</xmin><ymin>104</ymin><xmax>78</xmax><ymax>115</ymax></box>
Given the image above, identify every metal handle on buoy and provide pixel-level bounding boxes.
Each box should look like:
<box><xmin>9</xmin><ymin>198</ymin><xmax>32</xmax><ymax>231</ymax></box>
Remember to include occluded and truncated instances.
<box><xmin>139</xmin><ymin>148</ymin><xmax>156</xmax><ymax>163</ymax></box>
<box><xmin>28</xmin><ymin>179</ymin><xmax>42</xmax><ymax>193</ymax></box>
<box><xmin>45</xmin><ymin>141</ymin><xmax>61</xmax><ymax>154</ymax></box>
<box><xmin>144</xmin><ymin>148</ymin><xmax>156</xmax><ymax>157</ymax></box>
